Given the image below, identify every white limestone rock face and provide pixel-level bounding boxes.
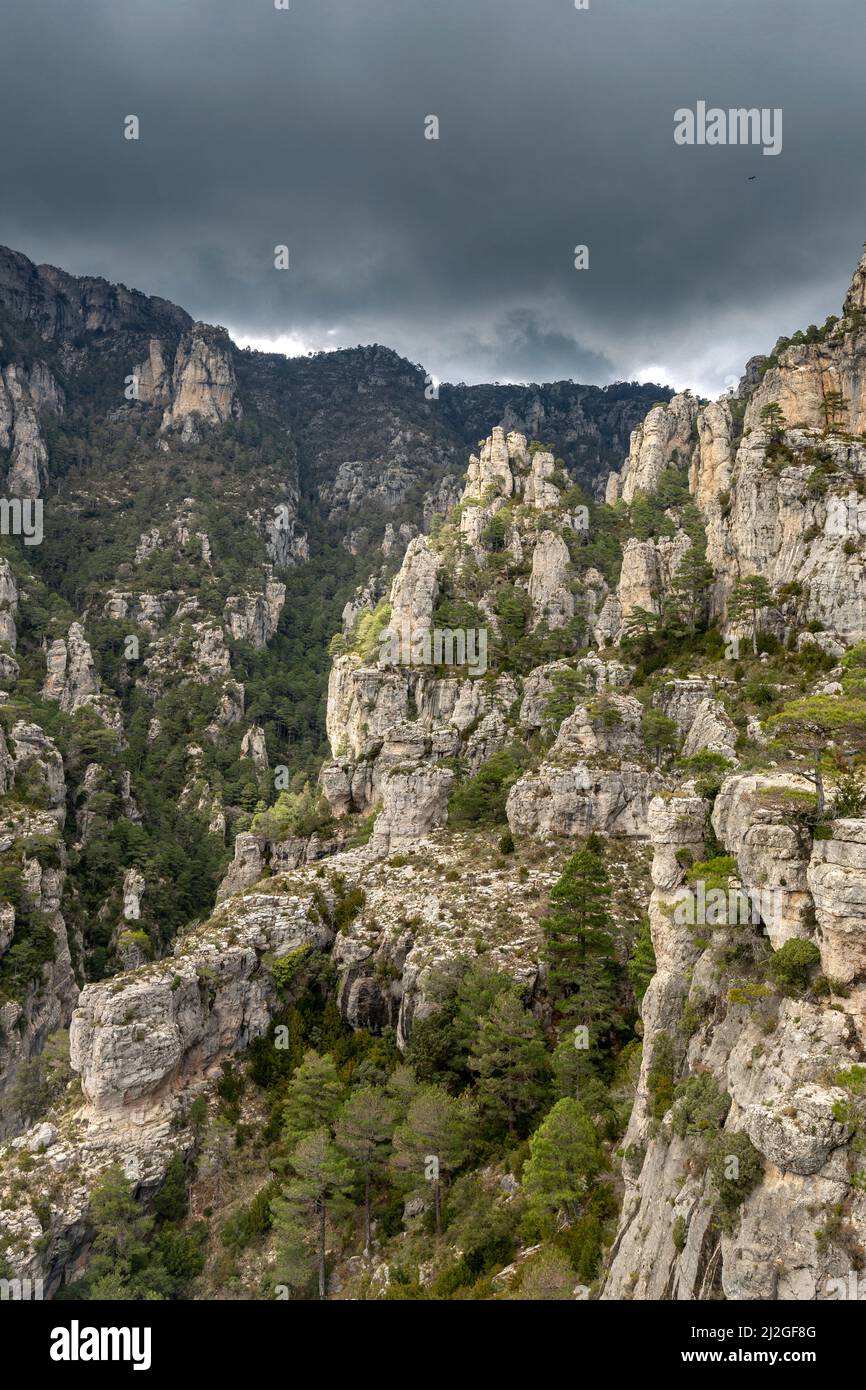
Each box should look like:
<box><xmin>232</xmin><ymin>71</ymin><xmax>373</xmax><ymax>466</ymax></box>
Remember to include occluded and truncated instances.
<box><xmin>216</xmin><ymin>832</ymin><xmax>266</xmax><ymax>901</ymax></box>
<box><xmin>323</xmin><ymin>628</ymin><xmax>516</xmax><ymax>819</ymax></box>
<box><xmin>744</xmin><ymin>317</ymin><xmax>866</xmax><ymax>437</ymax></box>
<box><xmin>712</xmin><ymin>772</ymin><xmax>816</xmax><ymax>947</ymax></box>
<box><xmin>142</xmin><ymin>619</ymin><xmax>232</xmax><ymax>698</ymax></box>
<box><xmin>620</xmin><ymin>393</ymin><xmax>698</xmax><ymax>504</ymax></box>
<box><xmin>240</xmin><ymin>724</ymin><xmax>269</xmax><ymax>772</ymax></box>
<box><xmin>690</xmin><ymin>397</ymin><xmax>733</xmax><ymax>514</ymax></box>
<box><xmin>507</xmin><ymin>691</ymin><xmax>658</xmax><ymax>839</ymax></box>
<box><xmin>160</xmin><ymin>323</ymin><xmax>241</xmax><ymax>437</ymax></box>
<box><xmin>612</xmin><ymin>532</ymin><xmax>691</xmax><ymax>639</ymax></box>
<box><xmin>0</xmin><ymin>738</ymin><xmax>77</xmax><ymax>1138</ymax></box>
<box><xmin>131</xmin><ymin>337</ymin><xmax>171</xmax><ymax>406</ymax></box>
<box><xmin>224</xmin><ymin>577</ymin><xmax>285</xmax><ymax>648</ymax></box>
<box><xmin>808</xmin><ymin>818</ymin><xmax>866</xmax><ymax>991</ymax></box>
<box><xmin>260</xmin><ymin>500</ymin><xmax>309</xmax><ymax>569</ymax></box>
<box><xmin>215</xmin><ymin>827</ymin><xmax>348</xmax><ymax>902</ymax></box>
<box><xmin>528</xmin><ymin>530</ymin><xmax>574</xmax><ymax>630</ymax></box>
<box><xmin>461</xmin><ymin>425</ymin><xmax>523</xmax><ymax>501</ymax></box>
<box><xmin>122</xmin><ymin>867</ymin><xmax>145</xmax><ymax>922</ymax></box>
<box><xmin>506</xmin><ymin>763</ymin><xmax>656</xmax><ymax>840</ymax></box>
<box><xmin>655</xmin><ymin>678</ymin><xmax>715</xmax><ymax>738</ymax></box>
<box><xmin>40</xmin><ymin>623</ymin><xmax>120</xmax><ymax>728</ymax></box>
<box><xmin>387</xmin><ymin>535</ymin><xmax>440</xmax><ymax>645</ymax></box>
<box><xmin>675</xmin><ymin>250</ymin><xmax>866</xmax><ymax>647</ymax></box>
<box><xmin>603</xmin><ymin>774</ymin><xmax>866</xmax><ymax>1304</ymax></box>
<box><xmin>523</xmin><ymin>449</ymin><xmax>561</xmax><ymax>511</ymax></box>
<box><xmin>9</xmin><ymin>721</ymin><xmax>66</xmax><ymax>818</ymax></box>
<box><xmin>0</xmin><ymin>361</ymin><xmax>62</xmax><ymax>497</ymax></box>
<box><xmin>0</xmin><ymin>556</ymin><xmax>19</xmax><ymax>652</ymax></box>
<box><xmin>704</xmin><ymin>431</ymin><xmax>866</xmax><ymax>644</ymax></box>
<box><xmin>370</xmin><ymin>766</ymin><xmax>455</xmax><ymax>856</ymax></box>
<box><xmin>681</xmin><ymin>696</ymin><xmax>738</xmax><ymax>761</ymax></box>
<box><xmin>517</xmin><ymin>655</ymin><xmax>632</xmax><ymax>736</ymax></box>
<box><xmin>69</xmin><ymin>892</ymin><xmax>332</xmax><ymax>1113</ymax></box>
<box><xmin>739</xmin><ymin>1083</ymin><xmax>851</xmax><ymax>1178</ymax></box>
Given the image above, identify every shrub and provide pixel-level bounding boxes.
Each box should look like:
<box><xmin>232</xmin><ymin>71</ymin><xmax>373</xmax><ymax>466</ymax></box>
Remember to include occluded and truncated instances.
<box><xmin>707</xmin><ymin>1131</ymin><xmax>764</xmax><ymax>1218</ymax></box>
<box><xmin>829</xmin><ymin>772</ymin><xmax>866</xmax><ymax>819</ymax></box>
<box><xmin>647</xmin><ymin>1031</ymin><xmax>676</xmax><ymax>1120</ymax></box>
<box><xmin>271</xmin><ymin>944</ymin><xmax>313</xmax><ymax>992</ymax></box>
<box><xmin>671</xmin><ymin>1072</ymin><xmax>731</xmax><ymax>1139</ymax></box>
<box><xmin>448</xmin><ymin>744</ymin><xmax>528</xmax><ymax>827</ymax></box>
<box><xmin>675</xmin><ymin>751</ymin><xmax>733</xmax><ymax>799</ymax></box>
<box><xmin>767</xmin><ymin>938</ymin><xmax>821</xmax><ymax>992</ymax></box>
<box><xmin>251</xmin><ymin>783</ymin><xmax>331</xmax><ymax>841</ymax></box>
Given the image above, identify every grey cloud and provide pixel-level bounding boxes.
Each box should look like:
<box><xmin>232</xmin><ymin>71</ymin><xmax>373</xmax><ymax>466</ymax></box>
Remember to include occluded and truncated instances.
<box><xmin>1</xmin><ymin>0</ymin><xmax>864</xmax><ymax>393</ymax></box>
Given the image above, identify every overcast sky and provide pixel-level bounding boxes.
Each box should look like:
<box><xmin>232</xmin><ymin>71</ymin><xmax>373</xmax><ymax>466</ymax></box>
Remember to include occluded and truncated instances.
<box><xmin>2</xmin><ymin>0</ymin><xmax>865</xmax><ymax>396</ymax></box>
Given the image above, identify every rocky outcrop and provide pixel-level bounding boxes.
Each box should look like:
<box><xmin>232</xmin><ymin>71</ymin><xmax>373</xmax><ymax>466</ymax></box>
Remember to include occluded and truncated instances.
<box><xmin>681</xmin><ymin>696</ymin><xmax>738</xmax><ymax>761</ymax></box>
<box><xmin>323</xmin><ymin>632</ymin><xmax>517</xmax><ymax>816</ymax></box>
<box><xmin>7</xmin><ymin>721</ymin><xmax>66</xmax><ymax>818</ymax></box>
<box><xmin>41</xmin><ymin>624</ymin><xmax>120</xmax><ymax>729</ymax></box>
<box><xmin>239</xmin><ymin>724</ymin><xmax>269</xmax><ymax>772</ymax></box>
<box><xmin>0</xmin><ymin>724</ymin><xmax>77</xmax><ymax>1137</ymax></box>
<box><xmin>808</xmin><ymin>818</ymin><xmax>866</xmax><ymax>999</ymax></box>
<box><xmin>224</xmin><ymin>577</ymin><xmax>285</xmax><ymax>648</ymax></box>
<box><xmin>618</xmin><ymin>394</ymin><xmax>698</xmax><ymax>505</ymax></box>
<box><xmin>0</xmin><ymin>558</ymin><xmax>18</xmax><ymax>652</ymax></box>
<box><xmin>215</xmin><ymin>827</ymin><xmax>351</xmax><ymax>902</ymax></box>
<box><xmin>142</xmin><ymin>620</ymin><xmax>232</xmax><ymax>697</ymax></box>
<box><xmin>603</xmin><ymin>780</ymin><xmax>866</xmax><ymax>1302</ymax></box>
<box><xmin>0</xmin><ymin>361</ymin><xmax>62</xmax><ymax>496</ymax></box>
<box><xmin>507</xmin><ymin>696</ymin><xmax>658</xmax><ymax>839</ymax></box>
<box><xmin>160</xmin><ymin>323</ymin><xmax>241</xmax><ymax>440</ymax></box>
<box><xmin>259</xmin><ymin>501</ymin><xmax>309</xmax><ymax>569</ymax></box>
<box><xmin>529</xmin><ymin>531</ymin><xmax>574</xmax><ymax>630</ymax></box>
<box><xmin>0</xmin><ymin>244</ymin><xmax>191</xmax><ymax>345</ymax></box>
<box><xmin>369</xmin><ymin>766</ymin><xmax>455</xmax><ymax>855</ymax></box>
<box><xmin>386</xmin><ymin>536</ymin><xmax>439</xmax><ymax>646</ymax></box>
<box><xmin>69</xmin><ymin>892</ymin><xmax>330</xmax><ymax>1113</ymax></box>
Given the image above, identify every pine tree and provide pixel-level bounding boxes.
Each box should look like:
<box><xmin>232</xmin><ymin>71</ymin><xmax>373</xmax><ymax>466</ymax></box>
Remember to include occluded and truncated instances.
<box><xmin>627</xmin><ymin>913</ymin><xmax>656</xmax><ymax>1003</ymax></box>
<box><xmin>334</xmin><ymin>1086</ymin><xmax>394</xmax><ymax>1257</ymax></box>
<box><xmin>765</xmin><ymin>695</ymin><xmax>866</xmax><ymax>815</ymax></box>
<box><xmin>622</xmin><ymin>604</ymin><xmax>662</xmax><ymax>646</ymax></box>
<box><xmin>544</xmin><ymin>848</ymin><xmax>616</xmax><ymax>1096</ymax></box>
<box><xmin>468</xmin><ymin>990</ymin><xmax>550</xmax><ymax>1136</ymax></box>
<box><xmin>282</xmin><ymin>1049</ymin><xmax>344</xmax><ymax>1145</ymax></box>
<box><xmin>273</xmin><ymin>1128</ymin><xmax>355</xmax><ymax>1299</ymax></box>
<box><xmin>521</xmin><ymin>1098</ymin><xmax>603</xmax><ymax>1223</ymax></box>
<box><xmin>728</xmin><ymin>574</ymin><xmax>773</xmax><ymax>655</ymax></box>
<box><xmin>759</xmin><ymin>401</ymin><xmax>784</xmax><ymax>439</ymax></box>
<box><xmin>391</xmin><ymin>1086</ymin><xmax>475</xmax><ymax>1232</ymax></box>
<box><xmin>822</xmin><ymin>389</ymin><xmax>849</xmax><ymax>432</ymax></box>
<box><xmin>666</xmin><ymin>545</ymin><xmax>714</xmax><ymax>634</ymax></box>
<box><xmin>641</xmin><ymin>708</ymin><xmax>679</xmax><ymax>766</ymax></box>
<box><xmin>543</xmin><ymin>848</ymin><xmax>614</xmax><ymax>1006</ymax></box>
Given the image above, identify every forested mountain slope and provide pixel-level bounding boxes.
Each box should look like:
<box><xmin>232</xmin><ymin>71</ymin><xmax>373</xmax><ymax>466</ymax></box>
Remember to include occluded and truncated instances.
<box><xmin>4</xmin><ymin>242</ymin><xmax>866</xmax><ymax>1303</ymax></box>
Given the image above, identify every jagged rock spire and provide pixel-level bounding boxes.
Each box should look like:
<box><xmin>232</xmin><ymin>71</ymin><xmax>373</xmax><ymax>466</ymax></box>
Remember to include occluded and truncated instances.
<box><xmin>843</xmin><ymin>242</ymin><xmax>866</xmax><ymax>317</ymax></box>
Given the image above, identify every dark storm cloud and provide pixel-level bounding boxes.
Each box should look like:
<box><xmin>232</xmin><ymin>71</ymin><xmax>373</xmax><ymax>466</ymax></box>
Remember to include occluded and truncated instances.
<box><xmin>2</xmin><ymin>0</ymin><xmax>865</xmax><ymax>393</ymax></box>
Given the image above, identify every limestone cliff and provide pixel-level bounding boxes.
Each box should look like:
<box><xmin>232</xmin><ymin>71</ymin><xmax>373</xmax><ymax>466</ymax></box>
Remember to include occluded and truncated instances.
<box><xmin>603</xmin><ymin>779</ymin><xmax>866</xmax><ymax>1301</ymax></box>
